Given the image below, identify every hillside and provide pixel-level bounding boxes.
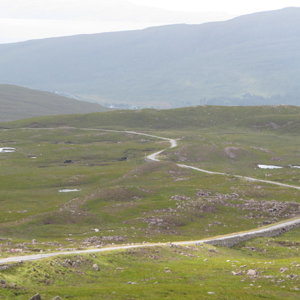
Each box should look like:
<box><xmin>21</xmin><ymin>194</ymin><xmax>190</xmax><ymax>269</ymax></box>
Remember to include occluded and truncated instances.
<box><xmin>0</xmin><ymin>106</ymin><xmax>299</xmax><ymax>299</ymax></box>
<box><xmin>0</xmin><ymin>84</ymin><xmax>107</xmax><ymax>122</ymax></box>
<box><xmin>0</xmin><ymin>8</ymin><xmax>300</xmax><ymax>108</ymax></box>
<box><xmin>2</xmin><ymin>230</ymin><xmax>300</xmax><ymax>299</ymax></box>
<box><xmin>6</xmin><ymin>105</ymin><xmax>300</xmax><ymax>134</ymax></box>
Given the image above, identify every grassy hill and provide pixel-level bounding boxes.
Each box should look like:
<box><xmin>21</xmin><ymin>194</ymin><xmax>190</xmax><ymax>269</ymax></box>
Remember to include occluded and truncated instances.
<box><xmin>0</xmin><ymin>8</ymin><xmax>300</xmax><ymax>108</ymax></box>
<box><xmin>5</xmin><ymin>105</ymin><xmax>300</xmax><ymax>134</ymax></box>
<box><xmin>0</xmin><ymin>84</ymin><xmax>107</xmax><ymax>122</ymax></box>
<box><xmin>0</xmin><ymin>105</ymin><xmax>299</xmax><ymax>242</ymax></box>
<box><xmin>0</xmin><ymin>106</ymin><xmax>299</xmax><ymax>299</ymax></box>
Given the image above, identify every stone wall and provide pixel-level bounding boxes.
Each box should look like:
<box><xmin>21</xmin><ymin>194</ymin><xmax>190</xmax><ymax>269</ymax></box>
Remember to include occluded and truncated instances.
<box><xmin>205</xmin><ymin>220</ymin><xmax>300</xmax><ymax>247</ymax></box>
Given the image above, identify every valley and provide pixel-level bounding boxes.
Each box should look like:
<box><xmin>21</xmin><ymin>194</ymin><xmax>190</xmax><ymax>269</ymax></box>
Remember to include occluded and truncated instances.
<box><xmin>0</xmin><ymin>106</ymin><xmax>299</xmax><ymax>299</ymax></box>
<box><xmin>1</xmin><ymin>3</ymin><xmax>300</xmax><ymax>299</ymax></box>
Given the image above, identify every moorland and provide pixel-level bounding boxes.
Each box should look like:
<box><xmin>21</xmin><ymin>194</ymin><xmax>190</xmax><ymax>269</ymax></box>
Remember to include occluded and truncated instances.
<box><xmin>0</xmin><ymin>106</ymin><xmax>299</xmax><ymax>299</ymax></box>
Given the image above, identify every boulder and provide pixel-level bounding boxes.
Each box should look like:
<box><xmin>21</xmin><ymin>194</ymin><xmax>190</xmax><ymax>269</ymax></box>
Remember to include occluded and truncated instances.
<box><xmin>247</xmin><ymin>269</ymin><xmax>258</xmax><ymax>277</ymax></box>
<box><xmin>29</xmin><ymin>294</ymin><xmax>42</xmax><ymax>300</ymax></box>
<box><xmin>92</xmin><ymin>264</ymin><xmax>100</xmax><ymax>271</ymax></box>
<box><xmin>232</xmin><ymin>271</ymin><xmax>242</xmax><ymax>276</ymax></box>
<box><xmin>280</xmin><ymin>267</ymin><xmax>289</xmax><ymax>273</ymax></box>
<box><xmin>64</xmin><ymin>160</ymin><xmax>73</xmax><ymax>164</ymax></box>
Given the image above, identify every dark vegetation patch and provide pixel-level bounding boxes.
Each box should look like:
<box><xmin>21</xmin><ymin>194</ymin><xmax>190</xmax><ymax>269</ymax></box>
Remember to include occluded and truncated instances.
<box><xmin>92</xmin><ymin>187</ymin><xmax>144</xmax><ymax>203</ymax></box>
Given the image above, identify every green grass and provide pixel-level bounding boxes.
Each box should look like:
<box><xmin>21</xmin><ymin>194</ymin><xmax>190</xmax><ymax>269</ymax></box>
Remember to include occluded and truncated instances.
<box><xmin>0</xmin><ymin>228</ymin><xmax>299</xmax><ymax>299</ymax></box>
<box><xmin>0</xmin><ymin>108</ymin><xmax>299</xmax><ymax>250</ymax></box>
<box><xmin>166</xmin><ymin>127</ymin><xmax>300</xmax><ymax>185</ymax></box>
<box><xmin>0</xmin><ymin>106</ymin><xmax>299</xmax><ymax>299</ymax></box>
<box><xmin>3</xmin><ymin>106</ymin><xmax>300</xmax><ymax>133</ymax></box>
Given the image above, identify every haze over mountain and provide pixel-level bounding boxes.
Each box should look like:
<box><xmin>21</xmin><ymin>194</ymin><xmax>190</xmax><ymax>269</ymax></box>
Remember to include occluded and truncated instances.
<box><xmin>0</xmin><ymin>0</ymin><xmax>232</xmax><ymax>43</ymax></box>
<box><xmin>0</xmin><ymin>8</ymin><xmax>300</xmax><ymax>108</ymax></box>
<box><xmin>0</xmin><ymin>84</ymin><xmax>107</xmax><ymax>122</ymax></box>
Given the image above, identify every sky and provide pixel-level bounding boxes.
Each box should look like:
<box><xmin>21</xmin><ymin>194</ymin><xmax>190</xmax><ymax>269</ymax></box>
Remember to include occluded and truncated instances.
<box><xmin>0</xmin><ymin>0</ymin><xmax>299</xmax><ymax>44</ymax></box>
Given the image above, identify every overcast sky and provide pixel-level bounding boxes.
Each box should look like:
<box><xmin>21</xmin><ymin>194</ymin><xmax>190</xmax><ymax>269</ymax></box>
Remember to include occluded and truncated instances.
<box><xmin>0</xmin><ymin>0</ymin><xmax>299</xmax><ymax>44</ymax></box>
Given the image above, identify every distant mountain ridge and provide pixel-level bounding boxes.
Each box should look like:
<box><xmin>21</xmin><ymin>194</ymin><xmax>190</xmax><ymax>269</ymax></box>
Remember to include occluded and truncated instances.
<box><xmin>0</xmin><ymin>7</ymin><xmax>300</xmax><ymax>108</ymax></box>
<box><xmin>0</xmin><ymin>84</ymin><xmax>107</xmax><ymax>122</ymax></box>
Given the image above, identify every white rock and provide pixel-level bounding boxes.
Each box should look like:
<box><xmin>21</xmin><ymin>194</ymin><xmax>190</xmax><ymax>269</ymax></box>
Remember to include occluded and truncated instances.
<box><xmin>247</xmin><ymin>269</ymin><xmax>258</xmax><ymax>276</ymax></box>
<box><xmin>92</xmin><ymin>264</ymin><xmax>100</xmax><ymax>271</ymax></box>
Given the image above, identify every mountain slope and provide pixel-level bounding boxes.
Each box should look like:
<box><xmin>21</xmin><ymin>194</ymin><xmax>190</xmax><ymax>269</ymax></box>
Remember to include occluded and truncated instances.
<box><xmin>6</xmin><ymin>105</ymin><xmax>300</xmax><ymax>135</ymax></box>
<box><xmin>0</xmin><ymin>84</ymin><xmax>107</xmax><ymax>122</ymax></box>
<box><xmin>0</xmin><ymin>8</ymin><xmax>300</xmax><ymax>107</ymax></box>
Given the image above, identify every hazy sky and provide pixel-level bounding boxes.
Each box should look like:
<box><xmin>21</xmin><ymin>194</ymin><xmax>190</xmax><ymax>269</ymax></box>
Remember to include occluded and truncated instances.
<box><xmin>0</xmin><ymin>0</ymin><xmax>299</xmax><ymax>43</ymax></box>
<box><xmin>130</xmin><ymin>0</ymin><xmax>300</xmax><ymax>13</ymax></box>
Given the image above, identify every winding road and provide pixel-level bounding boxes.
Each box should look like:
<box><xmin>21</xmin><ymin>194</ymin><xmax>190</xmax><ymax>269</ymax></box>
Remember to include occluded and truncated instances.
<box><xmin>0</xmin><ymin>128</ymin><xmax>299</xmax><ymax>265</ymax></box>
<box><xmin>118</xmin><ymin>129</ymin><xmax>300</xmax><ymax>190</ymax></box>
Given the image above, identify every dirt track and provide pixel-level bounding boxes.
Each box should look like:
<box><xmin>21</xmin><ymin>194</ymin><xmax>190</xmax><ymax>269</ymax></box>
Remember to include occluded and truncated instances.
<box><xmin>0</xmin><ymin>128</ymin><xmax>299</xmax><ymax>264</ymax></box>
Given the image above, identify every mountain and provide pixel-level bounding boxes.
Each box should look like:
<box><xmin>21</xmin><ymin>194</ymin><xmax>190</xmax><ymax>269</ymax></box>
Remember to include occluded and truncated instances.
<box><xmin>0</xmin><ymin>84</ymin><xmax>107</xmax><ymax>122</ymax></box>
<box><xmin>0</xmin><ymin>8</ymin><xmax>300</xmax><ymax>108</ymax></box>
